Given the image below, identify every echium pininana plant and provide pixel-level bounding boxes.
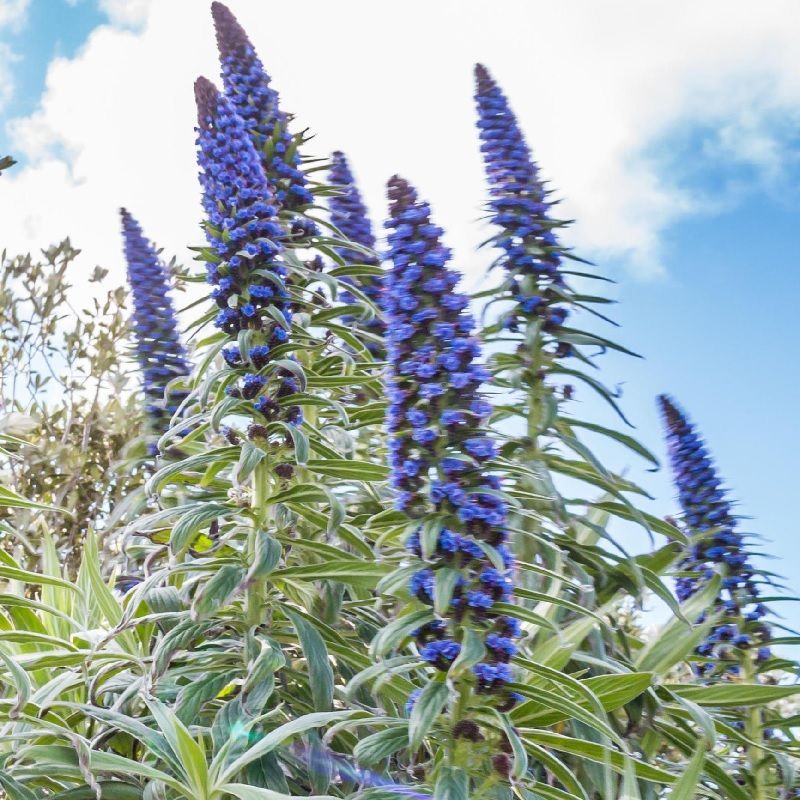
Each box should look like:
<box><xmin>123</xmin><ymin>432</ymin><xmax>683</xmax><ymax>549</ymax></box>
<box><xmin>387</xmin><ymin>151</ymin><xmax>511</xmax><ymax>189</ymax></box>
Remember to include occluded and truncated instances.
<box><xmin>473</xmin><ymin>63</ymin><xmax>570</xmax><ymax>341</ymax></box>
<box><xmin>194</xmin><ymin>76</ymin><xmax>302</xmax><ymax>441</ymax></box>
<box><xmin>660</xmin><ymin>394</ymin><xmax>782</xmax><ymax>800</ymax></box>
<box><xmin>327</xmin><ymin>150</ymin><xmax>384</xmax><ymax>353</ymax></box>
<box><xmin>659</xmin><ymin>394</ymin><xmax>772</xmax><ymax>678</ymax></box>
<box><xmin>471</xmin><ymin>64</ymin><xmax>659</xmax><ymax>604</ymax></box>
<box><xmin>120</xmin><ymin>208</ymin><xmax>190</xmax><ymax>444</ymax></box>
<box><xmin>211</xmin><ymin>2</ymin><xmax>317</xmax><ymax>237</ymax></box>
<box><xmin>384</xmin><ymin>175</ymin><xmax>522</xmax><ymax>777</ymax></box>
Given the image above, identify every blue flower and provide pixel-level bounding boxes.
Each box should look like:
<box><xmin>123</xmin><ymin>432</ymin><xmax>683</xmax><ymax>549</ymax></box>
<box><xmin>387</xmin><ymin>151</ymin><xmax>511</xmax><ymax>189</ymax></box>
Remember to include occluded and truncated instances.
<box><xmin>120</xmin><ymin>209</ymin><xmax>190</xmax><ymax>443</ymax></box>
<box><xmin>385</xmin><ymin>175</ymin><xmax>519</xmax><ymax>716</ymax></box>
<box><xmin>473</xmin><ymin>64</ymin><xmax>569</xmax><ymax>337</ymax></box>
<box><xmin>660</xmin><ymin>394</ymin><xmax>771</xmax><ymax>678</ymax></box>
<box><xmin>409</xmin><ymin>569</ymin><xmax>434</xmax><ymax>603</ymax></box>
<box><xmin>211</xmin><ymin>2</ymin><xmax>315</xmax><ymax>232</ymax></box>
<box><xmin>194</xmin><ymin>76</ymin><xmax>300</xmax><ymax>432</ymax></box>
<box><xmin>327</xmin><ymin>151</ymin><xmax>384</xmax><ymax>353</ymax></box>
<box><xmin>405</xmin><ymin>688</ymin><xmax>422</xmax><ymax>716</ymax></box>
<box><xmin>421</xmin><ymin>639</ymin><xmax>461</xmax><ymax>670</ymax></box>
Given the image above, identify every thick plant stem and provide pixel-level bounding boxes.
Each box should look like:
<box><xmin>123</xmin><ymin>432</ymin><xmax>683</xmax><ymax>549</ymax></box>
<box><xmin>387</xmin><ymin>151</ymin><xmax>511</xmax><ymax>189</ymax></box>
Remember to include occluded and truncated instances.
<box><xmin>246</xmin><ymin>459</ymin><xmax>271</xmax><ymax>628</ymax></box>
<box><xmin>743</xmin><ymin>656</ymin><xmax>766</xmax><ymax>800</ymax></box>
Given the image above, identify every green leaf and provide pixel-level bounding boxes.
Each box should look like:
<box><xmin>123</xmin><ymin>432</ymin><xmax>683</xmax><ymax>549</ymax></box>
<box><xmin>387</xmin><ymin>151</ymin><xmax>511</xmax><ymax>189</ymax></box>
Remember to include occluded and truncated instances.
<box><xmin>0</xmin><ymin>643</ymin><xmax>31</xmax><ymax>718</ymax></box>
<box><xmin>635</xmin><ymin>576</ymin><xmax>720</xmax><ymax>674</ymax></box>
<box><xmin>590</xmin><ymin>501</ymin><xmax>687</xmax><ymax>544</ymax></box>
<box><xmin>667</xmin><ymin>744</ymin><xmax>706</xmax><ymax>800</ymax></box>
<box><xmin>584</xmin><ymin>673</ymin><xmax>653</xmax><ymax>711</ymax></box>
<box><xmin>220</xmin><ymin>784</ymin><xmax>337</xmax><ymax>800</ymax></box>
<box><xmin>0</xmin><ymin>561</ymin><xmax>79</xmax><ymax>592</ymax></box>
<box><xmin>434</xmin><ymin>568</ymin><xmax>463</xmax><ymax>616</ymax></box>
<box><xmin>353</xmin><ymin>727</ymin><xmax>410</xmax><ymax>766</ymax></box>
<box><xmin>304</xmin><ymin>459</ymin><xmax>389</xmax><ymax>481</ymax></box>
<box><xmin>143</xmin><ymin>696</ymin><xmax>209</xmax><ymax>797</ymax></box>
<box><xmin>89</xmin><ymin>752</ymin><xmax>190</xmax><ymax>796</ymax></box>
<box><xmin>371</xmin><ymin>610</ymin><xmax>434</xmax><ymax>658</ymax></box>
<box><xmin>491</xmin><ymin>708</ymin><xmax>529</xmax><ymax>779</ymax></box>
<box><xmin>522</xmin><ymin>731</ymin><xmax>675</xmax><ymax>784</ymax></box>
<box><xmin>0</xmin><ymin>484</ymin><xmax>70</xmax><ymax>515</ymax></box>
<box><xmin>169</xmin><ymin>504</ymin><xmax>230</xmax><ymax>555</ymax></box>
<box><xmin>220</xmin><ymin>711</ymin><xmax>358</xmax><ymax>783</ymax></box>
<box><xmin>666</xmin><ymin>683</ymin><xmax>800</xmax><ymax>707</ymax></box>
<box><xmin>448</xmin><ymin>628</ymin><xmax>485</xmax><ymax>677</ymax></box>
<box><xmin>192</xmin><ymin>564</ymin><xmax>244</xmax><ymax>620</ymax></box>
<box><xmin>247</xmin><ymin>535</ymin><xmax>282</xmax><ymax>581</ymax></box>
<box><xmin>0</xmin><ymin>771</ymin><xmax>39</xmax><ymax>800</ymax></box>
<box><xmin>285</xmin><ymin>609</ymin><xmax>334</xmax><ymax>712</ymax></box>
<box><xmin>245</xmin><ymin>752</ymin><xmax>290</xmax><ymax>795</ymax></box>
<box><xmin>409</xmin><ymin>681</ymin><xmax>448</xmax><ymax>750</ymax></box>
<box><xmin>269</xmin><ymin>359</ymin><xmax>307</xmax><ymax>392</ymax></box>
<box><xmin>273</xmin><ymin>560</ymin><xmax>389</xmax><ymax>588</ymax></box>
<box><xmin>434</xmin><ymin>766</ymin><xmax>468</xmax><ymax>800</ymax></box>
<box><xmin>566</xmin><ymin>419</ymin><xmax>658</xmax><ymax>467</ymax></box>
<box><xmin>176</xmin><ymin>671</ymin><xmax>235</xmax><ymax>725</ymax></box>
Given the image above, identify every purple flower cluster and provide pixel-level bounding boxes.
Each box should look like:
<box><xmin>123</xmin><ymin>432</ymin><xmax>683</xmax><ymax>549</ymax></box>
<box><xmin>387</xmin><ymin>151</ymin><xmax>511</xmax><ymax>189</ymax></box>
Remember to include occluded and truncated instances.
<box><xmin>194</xmin><ymin>77</ymin><xmax>301</xmax><ymax>430</ymax></box>
<box><xmin>473</xmin><ymin>64</ymin><xmax>569</xmax><ymax>337</ymax></box>
<box><xmin>327</xmin><ymin>151</ymin><xmax>384</xmax><ymax>351</ymax></box>
<box><xmin>120</xmin><ymin>208</ymin><xmax>190</xmax><ymax>438</ymax></box>
<box><xmin>659</xmin><ymin>395</ymin><xmax>771</xmax><ymax>676</ymax></box>
<box><xmin>385</xmin><ymin>176</ymin><xmax>521</xmax><ymax>710</ymax></box>
<box><xmin>211</xmin><ymin>2</ymin><xmax>316</xmax><ymax>236</ymax></box>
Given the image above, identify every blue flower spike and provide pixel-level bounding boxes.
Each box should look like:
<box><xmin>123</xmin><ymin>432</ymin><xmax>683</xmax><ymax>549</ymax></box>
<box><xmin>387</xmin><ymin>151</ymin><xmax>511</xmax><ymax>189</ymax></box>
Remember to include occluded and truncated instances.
<box><xmin>327</xmin><ymin>150</ymin><xmax>384</xmax><ymax>351</ymax></box>
<box><xmin>194</xmin><ymin>76</ymin><xmax>302</xmax><ymax>437</ymax></box>
<box><xmin>120</xmin><ymin>208</ymin><xmax>190</xmax><ymax>447</ymax></box>
<box><xmin>473</xmin><ymin>63</ymin><xmax>570</xmax><ymax>339</ymax></box>
<box><xmin>211</xmin><ymin>2</ymin><xmax>316</xmax><ymax>236</ymax></box>
<box><xmin>659</xmin><ymin>394</ymin><xmax>772</xmax><ymax>677</ymax></box>
<box><xmin>385</xmin><ymin>175</ymin><xmax>521</xmax><ymax>717</ymax></box>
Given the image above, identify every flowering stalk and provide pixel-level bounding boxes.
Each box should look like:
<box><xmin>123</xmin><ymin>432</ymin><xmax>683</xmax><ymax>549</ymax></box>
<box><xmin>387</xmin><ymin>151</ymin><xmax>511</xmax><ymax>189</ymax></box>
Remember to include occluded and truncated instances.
<box><xmin>659</xmin><ymin>395</ymin><xmax>771</xmax><ymax>675</ymax></box>
<box><xmin>327</xmin><ymin>151</ymin><xmax>384</xmax><ymax>353</ymax></box>
<box><xmin>211</xmin><ymin>2</ymin><xmax>317</xmax><ymax>237</ymax></box>
<box><xmin>119</xmin><ymin>208</ymin><xmax>190</xmax><ymax>446</ymax></box>
<box><xmin>473</xmin><ymin>64</ymin><xmax>570</xmax><ymax>349</ymax></box>
<box><xmin>471</xmin><ymin>64</ymin><xmax>657</xmax><ymax>590</ymax></box>
<box><xmin>195</xmin><ymin>76</ymin><xmax>304</xmax><ymax>620</ymax></box>
<box><xmin>385</xmin><ymin>176</ymin><xmax>521</xmax><ymax>779</ymax></box>
<box><xmin>659</xmin><ymin>394</ymin><xmax>771</xmax><ymax>798</ymax></box>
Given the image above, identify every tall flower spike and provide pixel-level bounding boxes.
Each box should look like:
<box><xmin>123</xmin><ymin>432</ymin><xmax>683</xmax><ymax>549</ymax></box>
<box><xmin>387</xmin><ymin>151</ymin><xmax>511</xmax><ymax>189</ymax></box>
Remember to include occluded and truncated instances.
<box><xmin>194</xmin><ymin>76</ymin><xmax>301</xmax><ymax>431</ymax></box>
<box><xmin>211</xmin><ymin>2</ymin><xmax>316</xmax><ymax>234</ymax></box>
<box><xmin>120</xmin><ymin>209</ymin><xmax>190</xmax><ymax>440</ymax></box>
<box><xmin>385</xmin><ymin>175</ymin><xmax>521</xmax><ymax>717</ymax></box>
<box><xmin>659</xmin><ymin>394</ymin><xmax>772</xmax><ymax>677</ymax></box>
<box><xmin>473</xmin><ymin>63</ymin><xmax>570</xmax><ymax>336</ymax></box>
<box><xmin>328</xmin><ymin>151</ymin><xmax>384</xmax><ymax>352</ymax></box>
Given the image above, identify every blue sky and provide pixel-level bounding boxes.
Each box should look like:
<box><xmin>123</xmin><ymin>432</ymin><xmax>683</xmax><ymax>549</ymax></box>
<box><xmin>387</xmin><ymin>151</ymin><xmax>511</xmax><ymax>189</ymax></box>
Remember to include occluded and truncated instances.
<box><xmin>0</xmin><ymin>1</ymin><xmax>103</xmax><ymax>149</ymax></box>
<box><xmin>1</xmin><ymin>0</ymin><xmax>799</xmax><ymax>635</ymax></box>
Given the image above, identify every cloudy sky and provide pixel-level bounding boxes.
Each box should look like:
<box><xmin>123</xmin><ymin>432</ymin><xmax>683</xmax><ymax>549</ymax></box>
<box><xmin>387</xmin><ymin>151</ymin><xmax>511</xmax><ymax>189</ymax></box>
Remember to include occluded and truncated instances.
<box><xmin>1</xmin><ymin>0</ymin><xmax>799</xmax><ymax>628</ymax></box>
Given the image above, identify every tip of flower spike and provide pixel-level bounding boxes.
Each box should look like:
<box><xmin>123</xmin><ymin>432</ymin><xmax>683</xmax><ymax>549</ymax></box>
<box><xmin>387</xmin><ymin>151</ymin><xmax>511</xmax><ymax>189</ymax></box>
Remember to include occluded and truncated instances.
<box><xmin>119</xmin><ymin>207</ymin><xmax>143</xmax><ymax>238</ymax></box>
<box><xmin>657</xmin><ymin>394</ymin><xmax>684</xmax><ymax>430</ymax></box>
<box><xmin>194</xmin><ymin>76</ymin><xmax>220</xmax><ymax>127</ymax></box>
<box><xmin>387</xmin><ymin>175</ymin><xmax>418</xmax><ymax>216</ymax></box>
<box><xmin>330</xmin><ymin>151</ymin><xmax>355</xmax><ymax>186</ymax></box>
<box><xmin>474</xmin><ymin>63</ymin><xmax>496</xmax><ymax>93</ymax></box>
<box><xmin>211</xmin><ymin>1</ymin><xmax>252</xmax><ymax>60</ymax></box>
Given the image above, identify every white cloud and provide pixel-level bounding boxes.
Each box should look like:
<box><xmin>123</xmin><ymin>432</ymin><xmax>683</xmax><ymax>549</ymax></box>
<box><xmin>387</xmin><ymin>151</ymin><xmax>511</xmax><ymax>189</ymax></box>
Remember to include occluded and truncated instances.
<box><xmin>0</xmin><ymin>0</ymin><xmax>29</xmax><ymax>29</ymax></box>
<box><xmin>97</xmin><ymin>0</ymin><xmax>150</xmax><ymax>28</ymax></box>
<box><xmin>1</xmin><ymin>0</ymin><xmax>800</xmax><ymax>291</ymax></box>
